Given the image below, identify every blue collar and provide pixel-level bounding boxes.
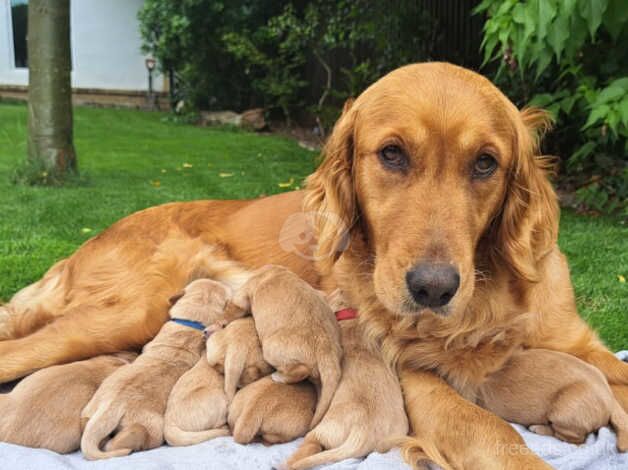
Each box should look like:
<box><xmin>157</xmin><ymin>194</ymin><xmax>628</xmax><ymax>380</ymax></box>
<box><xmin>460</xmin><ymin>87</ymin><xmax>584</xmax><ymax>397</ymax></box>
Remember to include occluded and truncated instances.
<box><xmin>170</xmin><ymin>318</ymin><xmax>206</xmax><ymax>331</ymax></box>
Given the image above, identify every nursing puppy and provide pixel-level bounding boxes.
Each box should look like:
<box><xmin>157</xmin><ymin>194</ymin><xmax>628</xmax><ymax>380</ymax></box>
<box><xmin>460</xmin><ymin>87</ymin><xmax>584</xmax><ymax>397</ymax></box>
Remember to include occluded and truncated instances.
<box><xmin>81</xmin><ymin>278</ymin><xmax>231</xmax><ymax>459</ymax></box>
<box><xmin>0</xmin><ymin>353</ymin><xmax>135</xmax><ymax>453</ymax></box>
<box><xmin>479</xmin><ymin>349</ymin><xmax>628</xmax><ymax>450</ymax></box>
<box><xmin>218</xmin><ymin>264</ymin><xmax>342</xmax><ymax>426</ymax></box>
<box><xmin>205</xmin><ymin>317</ymin><xmax>273</xmax><ymax>401</ymax></box>
<box><xmin>283</xmin><ymin>319</ymin><xmax>409</xmax><ymax>470</ymax></box>
<box><xmin>228</xmin><ymin>376</ymin><xmax>317</xmax><ymax>445</ymax></box>
<box><xmin>164</xmin><ymin>357</ymin><xmax>230</xmax><ymax>446</ymax></box>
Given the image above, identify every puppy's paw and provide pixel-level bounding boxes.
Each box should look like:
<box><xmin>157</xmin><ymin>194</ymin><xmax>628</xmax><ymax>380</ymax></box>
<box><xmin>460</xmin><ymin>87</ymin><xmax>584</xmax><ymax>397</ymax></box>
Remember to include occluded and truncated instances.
<box><xmin>271</xmin><ymin>372</ymin><xmax>288</xmax><ymax>384</ymax></box>
<box><xmin>529</xmin><ymin>424</ymin><xmax>554</xmax><ymax>437</ymax></box>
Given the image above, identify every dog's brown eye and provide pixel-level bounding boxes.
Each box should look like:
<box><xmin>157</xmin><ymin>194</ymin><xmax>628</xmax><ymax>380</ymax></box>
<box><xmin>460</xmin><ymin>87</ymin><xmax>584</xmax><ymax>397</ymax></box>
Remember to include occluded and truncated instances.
<box><xmin>473</xmin><ymin>154</ymin><xmax>497</xmax><ymax>178</ymax></box>
<box><xmin>378</xmin><ymin>145</ymin><xmax>408</xmax><ymax>171</ymax></box>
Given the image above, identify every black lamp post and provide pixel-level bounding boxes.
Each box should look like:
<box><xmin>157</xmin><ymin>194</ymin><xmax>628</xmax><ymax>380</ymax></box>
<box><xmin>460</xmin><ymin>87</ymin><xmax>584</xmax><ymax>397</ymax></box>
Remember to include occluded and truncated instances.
<box><xmin>145</xmin><ymin>57</ymin><xmax>157</xmax><ymax>110</ymax></box>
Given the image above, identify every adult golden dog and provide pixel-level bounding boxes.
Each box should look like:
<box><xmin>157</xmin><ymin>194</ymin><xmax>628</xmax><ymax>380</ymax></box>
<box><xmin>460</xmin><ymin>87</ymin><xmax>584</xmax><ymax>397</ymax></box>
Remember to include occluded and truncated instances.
<box><xmin>1</xmin><ymin>63</ymin><xmax>626</xmax><ymax>469</ymax></box>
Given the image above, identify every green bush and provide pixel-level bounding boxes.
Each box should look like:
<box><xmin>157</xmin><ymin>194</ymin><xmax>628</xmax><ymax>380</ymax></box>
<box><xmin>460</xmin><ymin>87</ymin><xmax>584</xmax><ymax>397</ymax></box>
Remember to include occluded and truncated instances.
<box><xmin>138</xmin><ymin>0</ymin><xmax>284</xmax><ymax>110</ymax></box>
<box><xmin>139</xmin><ymin>1</ymin><xmax>437</xmax><ymax>127</ymax></box>
<box><xmin>476</xmin><ymin>0</ymin><xmax>628</xmax><ymax>215</ymax></box>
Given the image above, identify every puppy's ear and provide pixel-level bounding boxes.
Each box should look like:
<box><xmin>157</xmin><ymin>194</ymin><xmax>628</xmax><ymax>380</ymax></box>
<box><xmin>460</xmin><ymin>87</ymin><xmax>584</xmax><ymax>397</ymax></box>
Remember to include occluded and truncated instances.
<box><xmin>491</xmin><ymin>107</ymin><xmax>559</xmax><ymax>282</ymax></box>
<box><xmin>168</xmin><ymin>291</ymin><xmax>185</xmax><ymax>306</ymax></box>
<box><xmin>304</xmin><ymin>101</ymin><xmax>358</xmax><ymax>274</ymax></box>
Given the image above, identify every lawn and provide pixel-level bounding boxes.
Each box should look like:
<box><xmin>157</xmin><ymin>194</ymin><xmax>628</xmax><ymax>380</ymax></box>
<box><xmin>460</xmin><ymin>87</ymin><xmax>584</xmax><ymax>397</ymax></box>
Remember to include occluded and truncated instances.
<box><xmin>0</xmin><ymin>103</ymin><xmax>625</xmax><ymax>350</ymax></box>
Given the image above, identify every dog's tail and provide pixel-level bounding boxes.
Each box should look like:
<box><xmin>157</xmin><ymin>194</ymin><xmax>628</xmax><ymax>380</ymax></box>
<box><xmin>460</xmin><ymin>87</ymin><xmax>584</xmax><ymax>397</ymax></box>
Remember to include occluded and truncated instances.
<box><xmin>231</xmin><ymin>405</ymin><xmax>263</xmax><ymax>444</ymax></box>
<box><xmin>164</xmin><ymin>424</ymin><xmax>230</xmax><ymax>447</ymax></box>
<box><xmin>400</xmin><ymin>435</ymin><xmax>453</xmax><ymax>470</ymax></box>
<box><xmin>610</xmin><ymin>400</ymin><xmax>628</xmax><ymax>452</ymax></box>
<box><xmin>81</xmin><ymin>406</ymin><xmax>130</xmax><ymax>460</ymax></box>
<box><xmin>310</xmin><ymin>351</ymin><xmax>341</xmax><ymax>427</ymax></box>
<box><xmin>223</xmin><ymin>345</ymin><xmax>248</xmax><ymax>402</ymax></box>
<box><xmin>285</xmin><ymin>429</ymin><xmax>367</xmax><ymax>470</ymax></box>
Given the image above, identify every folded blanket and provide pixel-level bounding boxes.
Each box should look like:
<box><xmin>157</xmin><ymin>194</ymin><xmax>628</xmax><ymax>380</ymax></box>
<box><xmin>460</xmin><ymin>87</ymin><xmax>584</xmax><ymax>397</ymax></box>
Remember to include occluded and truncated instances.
<box><xmin>1</xmin><ymin>351</ymin><xmax>626</xmax><ymax>470</ymax></box>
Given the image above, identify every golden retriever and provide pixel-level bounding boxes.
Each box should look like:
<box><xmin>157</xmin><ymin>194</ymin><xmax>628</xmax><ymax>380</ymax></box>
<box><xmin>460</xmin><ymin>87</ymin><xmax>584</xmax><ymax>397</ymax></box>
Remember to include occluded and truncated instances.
<box><xmin>228</xmin><ymin>376</ymin><xmax>317</xmax><ymax>445</ymax></box>
<box><xmin>164</xmin><ymin>356</ymin><xmax>230</xmax><ymax>446</ymax></box>
<box><xmin>478</xmin><ymin>348</ymin><xmax>628</xmax><ymax>450</ymax></box>
<box><xmin>205</xmin><ymin>317</ymin><xmax>273</xmax><ymax>401</ymax></box>
<box><xmin>2</xmin><ymin>62</ymin><xmax>627</xmax><ymax>469</ymax></box>
<box><xmin>0</xmin><ymin>353</ymin><xmax>135</xmax><ymax>453</ymax></box>
<box><xmin>282</xmin><ymin>319</ymin><xmax>408</xmax><ymax>470</ymax></box>
<box><xmin>215</xmin><ymin>264</ymin><xmax>342</xmax><ymax>427</ymax></box>
<box><xmin>80</xmin><ymin>279</ymin><xmax>230</xmax><ymax>459</ymax></box>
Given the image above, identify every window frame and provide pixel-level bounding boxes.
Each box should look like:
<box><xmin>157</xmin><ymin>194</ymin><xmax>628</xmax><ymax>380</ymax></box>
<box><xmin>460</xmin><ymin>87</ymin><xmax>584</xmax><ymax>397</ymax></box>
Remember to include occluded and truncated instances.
<box><xmin>7</xmin><ymin>0</ymin><xmax>28</xmax><ymax>70</ymax></box>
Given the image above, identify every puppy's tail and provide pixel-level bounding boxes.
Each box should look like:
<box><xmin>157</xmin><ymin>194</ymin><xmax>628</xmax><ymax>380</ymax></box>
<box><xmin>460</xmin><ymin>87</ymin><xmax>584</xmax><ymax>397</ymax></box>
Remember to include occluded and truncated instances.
<box><xmin>223</xmin><ymin>345</ymin><xmax>248</xmax><ymax>402</ymax></box>
<box><xmin>401</xmin><ymin>435</ymin><xmax>453</xmax><ymax>470</ymax></box>
<box><xmin>164</xmin><ymin>424</ymin><xmax>230</xmax><ymax>447</ymax></box>
<box><xmin>286</xmin><ymin>429</ymin><xmax>367</xmax><ymax>470</ymax></box>
<box><xmin>81</xmin><ymin>406</ymin><xmax>129</xmax><ymax>460</ymax></box>
<box><xmin>610</xmin><ymin>400</ymin><xmax>628</xmax><ymax>452</ymax></box>
<box><xmin>232</xmin><ymin>406</ymin><xmax>263</xmax><ymax>444</ymax></box>
<box><xmin>310</xmin><ymin>351</ymin><xmax>341</xmax><ymax>427</ymax></box>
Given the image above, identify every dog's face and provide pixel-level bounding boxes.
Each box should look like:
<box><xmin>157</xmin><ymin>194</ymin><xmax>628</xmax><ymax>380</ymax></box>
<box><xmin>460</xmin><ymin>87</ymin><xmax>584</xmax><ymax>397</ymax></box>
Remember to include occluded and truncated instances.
<box><xmin>306</xmin><ymin>63</ymin><xmax>558</xmax><ymax>318</ymax></box>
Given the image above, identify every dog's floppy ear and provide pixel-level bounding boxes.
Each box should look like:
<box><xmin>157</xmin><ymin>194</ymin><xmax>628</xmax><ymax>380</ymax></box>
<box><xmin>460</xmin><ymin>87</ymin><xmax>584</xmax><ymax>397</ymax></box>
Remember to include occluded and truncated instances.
<box><xmin>304</xmin><ymin>98</ymin><xmax>358</xmax><ymax>274</ymax></box>
<box><xmin>168</xmin><ymin>291</ymin><xmax>185</xmax><ymax>306</ymax></box>
<box><xmin>492</xmin><ymin>107</ymin><xmax>559</xmax><ymax>282</ymax></box>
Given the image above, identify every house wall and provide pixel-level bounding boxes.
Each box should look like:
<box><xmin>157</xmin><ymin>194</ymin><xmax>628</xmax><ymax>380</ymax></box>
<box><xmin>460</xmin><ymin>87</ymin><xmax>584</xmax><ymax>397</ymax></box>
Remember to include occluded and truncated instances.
<box><xmin>0</xmin><ymin>0</ymin><xmax>164</xmax><ymax>92</ymax></box>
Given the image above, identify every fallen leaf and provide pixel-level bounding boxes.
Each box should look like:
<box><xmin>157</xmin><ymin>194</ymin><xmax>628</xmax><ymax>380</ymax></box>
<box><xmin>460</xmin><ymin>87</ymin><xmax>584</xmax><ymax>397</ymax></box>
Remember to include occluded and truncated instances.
<box><xmin>150</xmin><ymin>180</ymin><xmax>161</xmax><ymax>188</ymax></box>
<box><xmin>619</xmin><ymin>275</ymin><xmax>626</xmax><ymax>283</ymax></box>
<box><xmin>183</xmin><ymin>163</ymin><xmax>193</xmax><ymax>168</ymax></box>
<box><xmin>219</xmin><ymin>172</ymin><xmax>234</xmax><ymax>178</ymax></box>
<box><xmin>81</xmin><ymin>227</ymin><xmax>92</xmax><ymax>234</ymax></box>
<box><xmin>278</xmin><ymin>177</ymin><xmax>295</xmax><ymax>188</ymax></box>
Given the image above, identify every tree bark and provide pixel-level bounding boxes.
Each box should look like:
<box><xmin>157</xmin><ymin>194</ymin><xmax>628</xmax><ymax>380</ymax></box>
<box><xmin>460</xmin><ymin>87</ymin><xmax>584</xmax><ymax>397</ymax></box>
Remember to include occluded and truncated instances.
<box><xmin>27</xmin><ymin>0</ymin><xmax>77</xmax><ymax>175</ymax></box>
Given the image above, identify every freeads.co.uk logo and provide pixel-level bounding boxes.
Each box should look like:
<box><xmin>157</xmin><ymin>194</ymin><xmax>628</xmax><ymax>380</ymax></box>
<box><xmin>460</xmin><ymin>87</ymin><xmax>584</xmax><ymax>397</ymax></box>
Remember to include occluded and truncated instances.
<box><xmin>278</xmin><ymin>211</ymin><xmax>350</xmax><ymax>261</ymax></box>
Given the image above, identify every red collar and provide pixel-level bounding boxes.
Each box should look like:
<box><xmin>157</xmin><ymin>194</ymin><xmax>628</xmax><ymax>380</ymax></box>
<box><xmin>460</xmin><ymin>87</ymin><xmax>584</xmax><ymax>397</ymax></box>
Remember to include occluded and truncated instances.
<box><xmin>335</xmin><ymin>308</ymin><xmax>358</xmax><ymax>321</ymax></box>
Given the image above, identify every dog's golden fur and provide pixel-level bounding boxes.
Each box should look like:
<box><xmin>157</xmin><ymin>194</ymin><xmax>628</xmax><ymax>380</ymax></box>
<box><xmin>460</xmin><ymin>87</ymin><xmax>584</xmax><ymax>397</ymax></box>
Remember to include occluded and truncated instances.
<box><xmin>283</xmin><ymin>319</ymin><xmax>408</xmax><ymax>470</ymax></box>
<box><xmin>0</xmin><ymin>353</ymin><xmax>135</xmax><ymax>453</ymax></box>
<box><xmin>478</xmin><ymin>349</ymin><xmax>628</xmax><ymax>450</ymax></box>
<box><xmin>1</xmin><ymin>62</ymin><xmax>627</xmax><ymax>468</ymax></box>
<box><xmin>164</xmin><ymin>356</ymin><xmax>230</xmax><ymax>447</ymax></box>
<box><xmin>218</xmin><ymin>264</ymin><xmax>342</xmax><ymax>427</ymax></box>
<box><xmin>80</xmin><ymin>279</ymin><xmax>230</xmax><ymax>459</ymax></box>
<box><xmin>205</xmin><ymin>317</ymin><xmax>273</xmax><ymax>401</ymax></box>
<box><xmin>228</xmin><ymin>376</ymin><xmax>317</xmax><ymax>445</ymax></box>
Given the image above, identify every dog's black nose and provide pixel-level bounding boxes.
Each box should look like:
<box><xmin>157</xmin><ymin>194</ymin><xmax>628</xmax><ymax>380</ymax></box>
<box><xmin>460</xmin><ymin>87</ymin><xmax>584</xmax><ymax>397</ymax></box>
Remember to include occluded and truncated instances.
<box><xmin>406</xmin><ymin>263</ymin><xmax>460</xmax><ymax>308</ymax></box>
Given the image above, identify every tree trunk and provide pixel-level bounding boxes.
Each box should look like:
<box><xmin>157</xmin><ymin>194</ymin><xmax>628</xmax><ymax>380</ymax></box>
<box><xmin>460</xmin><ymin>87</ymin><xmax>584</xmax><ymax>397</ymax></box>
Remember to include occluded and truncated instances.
<box><xmin>27</xmin><ymin>0</ymin><xmax>77</xmax><ymax>176</ymax></box>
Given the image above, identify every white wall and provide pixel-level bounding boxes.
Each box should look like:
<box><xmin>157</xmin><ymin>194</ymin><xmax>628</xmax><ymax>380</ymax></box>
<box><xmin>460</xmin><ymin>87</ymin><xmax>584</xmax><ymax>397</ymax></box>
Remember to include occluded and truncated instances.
<box><xmin>0</xmin><ymin>0</ymin><xmax>164</xmax><ymax>91</ymax></box>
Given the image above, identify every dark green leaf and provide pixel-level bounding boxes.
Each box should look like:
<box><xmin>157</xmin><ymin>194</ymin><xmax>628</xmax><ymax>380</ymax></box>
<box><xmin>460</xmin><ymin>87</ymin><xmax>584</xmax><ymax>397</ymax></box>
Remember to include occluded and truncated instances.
<box><xmin>579</xmin><ymin>0</ymin><xmax>609</xmax><ymax>39</ymax></box>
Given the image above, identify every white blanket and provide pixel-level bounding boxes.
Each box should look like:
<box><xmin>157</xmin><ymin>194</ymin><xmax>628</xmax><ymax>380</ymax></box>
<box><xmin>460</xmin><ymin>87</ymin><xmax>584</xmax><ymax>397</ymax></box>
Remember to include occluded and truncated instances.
<box><xmin>2</xmin><ymin>351</ymin><xmax>627</xmax><ymax>470</ymax></box>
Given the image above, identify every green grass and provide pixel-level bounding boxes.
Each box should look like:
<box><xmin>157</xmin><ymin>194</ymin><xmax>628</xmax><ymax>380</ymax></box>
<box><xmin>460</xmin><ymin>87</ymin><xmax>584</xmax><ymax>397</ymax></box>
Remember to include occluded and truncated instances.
<box><xmin>0</xmin><ymin>103</ymin><xmax>625</xmax><ymax>349</ymax></box>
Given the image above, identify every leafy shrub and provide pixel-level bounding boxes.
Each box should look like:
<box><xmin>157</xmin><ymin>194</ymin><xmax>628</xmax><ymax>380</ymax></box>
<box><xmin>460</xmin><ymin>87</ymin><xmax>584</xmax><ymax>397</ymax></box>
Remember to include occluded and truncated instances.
<box><xmin>139</xmin><ymin>1</ymin><xmax>437</xmax><ymax>128</ymax></box>
<box><xmin>476</xmin><ymin>0</ymin><xmax>628</xmax><ymax>214</ymax></box>
<box><xmin>138</xmin><ymin>0</ymin><xmax>284</xmax><ymax>110</ymax></box>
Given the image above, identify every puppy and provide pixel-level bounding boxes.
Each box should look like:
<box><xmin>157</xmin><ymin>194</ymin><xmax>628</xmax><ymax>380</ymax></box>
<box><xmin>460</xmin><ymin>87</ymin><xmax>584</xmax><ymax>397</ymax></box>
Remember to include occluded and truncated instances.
<box><xmin>0</xmin><ymin>353</ymin><xmax>135</xmax><ymax>453</ymax></box>
<box><xmin>228</xmin><ymin>376</ymin><xmax>317</xmax><ymax>445</ymax></box>
<box><xmin>205</xmin><ymin>317</ymin><xmax>273</xmax><ymax>401</ymax></box>
<box><xmin>218</xmin><ymin>264</ymin><xmax>342</xmax><ymax>426</ymax></box>
<box><xmin>478</xmin><ymin>348</ymin><xmax>628</xmax><ymax>450</ymax></box>
<box><xmin>80</xmin><ymin>278</ymin><xmax>231</xmax><ymax>459</ymax></box>
<box><xmin>283</xmin><ymin>319</ymin><xmax>409</xmax><ymax>470</ymax></box>
<box><xmin>164</xmin><ymin>357</ymin><xmax>230</xmax><ymax>446</ymax></box>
